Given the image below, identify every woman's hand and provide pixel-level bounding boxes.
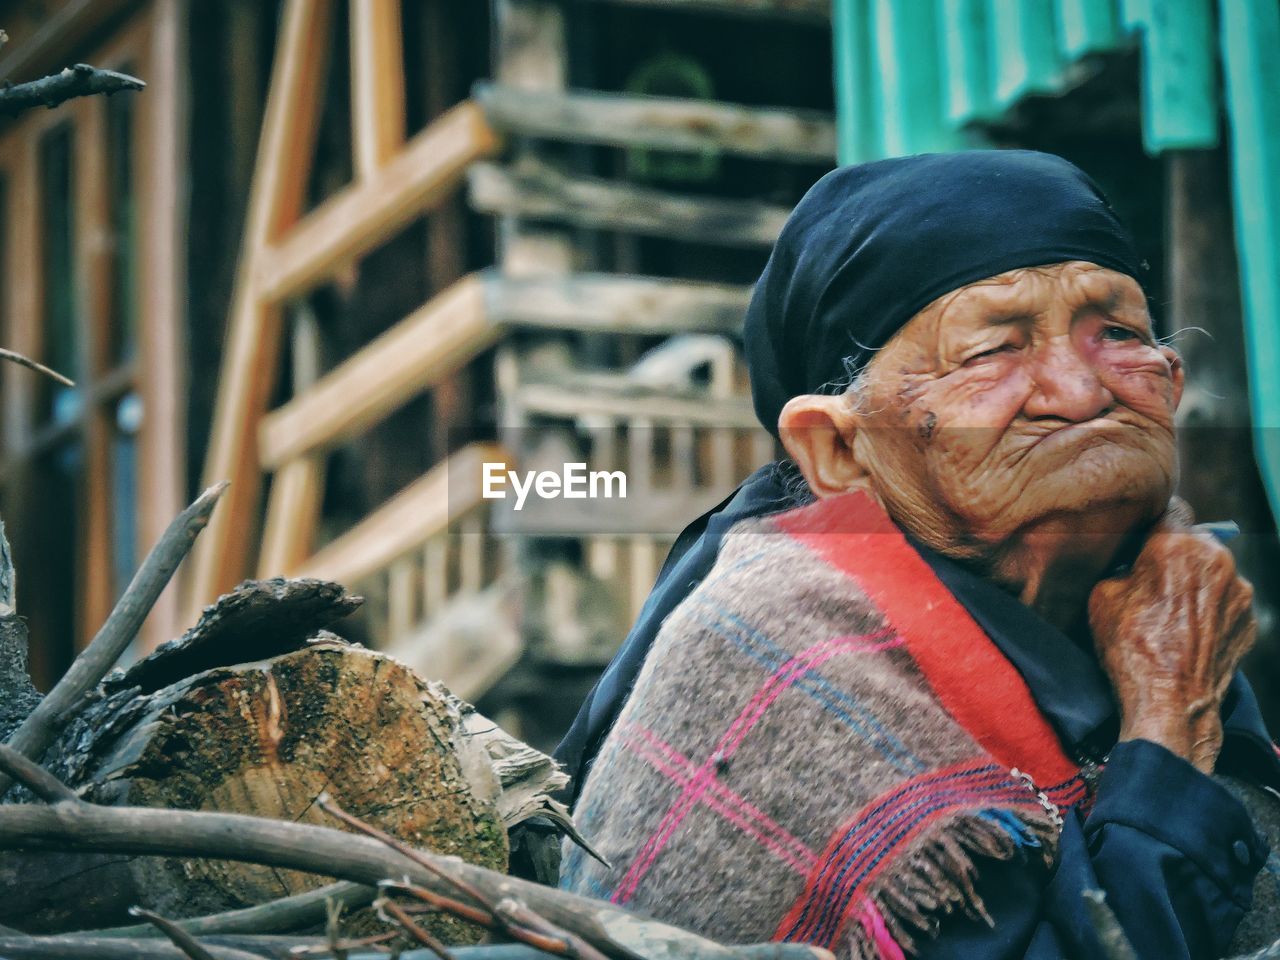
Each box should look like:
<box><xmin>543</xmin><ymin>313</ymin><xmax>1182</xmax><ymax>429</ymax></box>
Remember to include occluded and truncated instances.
<box><xmin>1089</xmin><ymin>502</ymin><xmax>1257</xmax><ymax>774</ymax></box>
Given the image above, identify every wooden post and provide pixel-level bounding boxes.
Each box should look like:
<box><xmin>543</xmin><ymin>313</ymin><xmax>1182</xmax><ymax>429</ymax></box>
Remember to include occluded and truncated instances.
<box><xmin>187</xmin><ymin>0</ymin><xmax>334</xmax><ymax>617</ymax></box>
<box><xmin>137</xmin><ymin>0</ymin><xmax>189</xmax><ymax>649</ymax></box>
<box><xmin>1166</xmin><ymin>148</ymin><xmax>1280</xmax><ymax>722</ymax></box>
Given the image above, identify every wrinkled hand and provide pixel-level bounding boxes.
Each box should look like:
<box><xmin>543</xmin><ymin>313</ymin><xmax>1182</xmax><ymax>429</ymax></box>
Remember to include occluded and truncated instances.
<box><xmin>1089</xmin><ymin>500</ymin><xmax>1257</xmax><ymax>774</ymax></box>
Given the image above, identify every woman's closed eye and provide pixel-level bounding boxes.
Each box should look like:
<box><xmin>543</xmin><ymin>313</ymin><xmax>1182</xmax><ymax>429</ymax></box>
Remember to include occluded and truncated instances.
<box><xmin>963</xmin><ymin>342</ymin><xmax>1017</xmax><ymax>364</ymax></box>
<box><xmin>1100</xmin><ymin>324</ymin><xmax>1142</xmax><ymax>342</ymax></box>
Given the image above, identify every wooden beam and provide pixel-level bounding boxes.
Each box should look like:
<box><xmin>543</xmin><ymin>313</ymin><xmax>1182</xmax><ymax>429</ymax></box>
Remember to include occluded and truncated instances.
<box><xmin>493</xmin><ymin>486</ymin><xmax>732</xmax><ymax>537</ymax></box>
<box><xmin>484</xmin><ymin>272</ymin><xmax>751</xmax><ymax>334</ymax></box>
<box><xmin>292</xmin><ymin>442</ymin><xmax>506</xmax><ymax>585</ymax></box>
<box><xmin>576</xmin><ymin>0</ymin><xmax>830</xmax><ymax>22</ymax></box>
<box><xmin>257</xmin><ymin>275</ymin><xmax>497</xmax><ymax>470</ymax></box>
<box><xmin>256</xmin><ymin>101</ymin><xmax>500</xmax><ymax>303</ymax></box>
<box><xmin>188</xmin><ymin>0</ymin><xmax>334</xmax><ymax>613</ymax></box>
<box><xmin>515</xmin><ymin>381</ymin><xmax>759</xmax><ymax>427</ymax></box>
<box><xmin>257</xmin><ymin>455</ymin><xmax>324</xmax><ymax>577</ymax></box>
<box><xmin>474</xmin><ymin>83</ymin><xmax>837</xmax><ymax>162</ymax></box>
<box><xmin>468</xmin><ymin>160</ymin><xmax>790</xmax><ymax>246</ymax></box>
<box><xmin>349</xmin><ymin>0</ymin><xmax>406</xmax><ymax>180</ymax></box>
<box><xmin>73</xmin><ymin>95</ymin><xmax>114</xmax><ymax>643</ymax></box>
<box><xmin>137</xmin><ymin>0</ymin><xmax>188</xmax><ymax>649</ymax></box>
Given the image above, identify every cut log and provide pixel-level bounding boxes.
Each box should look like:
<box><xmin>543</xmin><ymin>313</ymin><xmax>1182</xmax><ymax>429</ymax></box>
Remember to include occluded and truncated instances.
<box><xmin>0</xmin><ymin>519</ymin><xmax>40</xmax><ymax>742</ymax></box>
<box><xmin>0</xmin><ymin>579</ymin><xmax>565</xmax><ymax>942</ymax></box>
<box><xmin>4</xmin><ymin>643</ymin><xmax>508</xmax><ymax>940</ymax></box>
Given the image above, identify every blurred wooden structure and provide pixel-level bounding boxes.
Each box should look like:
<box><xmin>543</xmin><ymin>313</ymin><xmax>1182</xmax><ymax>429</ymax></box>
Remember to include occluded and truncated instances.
<box><xmin>178</xmin><ymin>0</ymin><xmax>834</xmax><ymax>743</ymax></box>
<box><xmin>0</xmin><ymin>0</ymin><xmax>186</xmax><ymax>678</ymax></box>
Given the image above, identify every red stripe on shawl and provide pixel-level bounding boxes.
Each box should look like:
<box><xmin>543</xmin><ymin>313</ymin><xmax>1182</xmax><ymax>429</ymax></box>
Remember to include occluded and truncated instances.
<box><xmin>773</xmin><ymin>491</ymin><xmax>1080</xmax><ymax>790</ymax></box>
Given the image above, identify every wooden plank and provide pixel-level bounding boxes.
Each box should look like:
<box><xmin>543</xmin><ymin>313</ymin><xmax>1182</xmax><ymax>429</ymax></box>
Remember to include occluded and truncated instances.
<box><xmin>578</xmin><ymin>0</ymin><xmax>830</xmax><ymax>22</ymax></box>
<box><xmin>1166</xmin><ymin>150</ymin><xmax>1280</xmax><ymax>698</ymax></box>
<box><xmin>493</xmin><ymin>486</ymin><xmax>733</xmax><ymax>536</ymax></box>
<box><xmin>188</xmin><ymin>0</ymin><xmax>334</xmax><ymax>612</ymax></box>
<box><xmin>292</xmin><ymin>442</ymin><xmax>506</xmax><ymax>584</ymax></box>
<box><xmin>256</xmin><ymin>100</ymin><xmax>501</xmax><ymax>303</ymax></box>
<box><xmin>515</xmin><ymin>381</ymin><xmax>759</xmax><ymax>427</ymax></box>
<box><xmin>491</xmin><ymin>0</ymin><xmax>579</xmax><ymax>279</ymax></box>
<box><xmin>349</xmin><ymin>0</ymin><xmax>406</xmax><ymax>179</ymax></box>
<box><xmin>468</xmin><ymin>160</ymin><xmax>789</xmax><ymax>246</ymax></box>
<box><xmin>257</xmin><ymin>456</ymin><xmax>324</xmax><ymax>577</ymax></box>
<box><xmin>474</xmin><ymin>83</ymin><xmax>837</xmax><ymax>162</ymax></box>
<box><xmin>136</xmin><ymin>0</ymin><xmax>187</xmax><ymax>649</ymax></box>
<box><xmin>258</xmin><ymin>275</ymin><xmax>496</xmax><ymax>469</ymax></box>
<box><xmin>73</xmin><ymin>95</ymin><xmax>114</xmax><ymax>642</ymax></box>
<box><xmin>0</xmin><ymin>148</ymin><xmax>38</xmax><ymax>454</ymax></box>
<box><xmin>483</xmin><ymin>272</ymin><xmax>751</xmax><ymax>334</ymax></box>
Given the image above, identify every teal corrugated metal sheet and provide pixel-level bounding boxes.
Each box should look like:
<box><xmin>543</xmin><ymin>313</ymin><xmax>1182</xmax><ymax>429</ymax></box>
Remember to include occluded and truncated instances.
<box><xmin>1141</xmin><ymin>0</ymin><xmax>1218</xmax><ymax>151</ymax></box>
<box><xmin>833</xmin><ymin>0</ymin><xmax>883</xmax><ymax>162</ymax></box>
<box><xmin>1119</xmin><ymin>0</ymin><xmax>1151</xmax><ymax>30</ymax></box>
<box><xmin>873</xmin><ymin>0</ymin><xmax>963</xmax><ymax>155</ymax></box>
<box><xmin>1055</xmin><ymin>0</ymin><xmax>1120</xmax><ymax>59</ymax></box>
<box><xmin>988</xmin><ymin>0</ymin><xmax>1062</xmax><ymax>107</ymax></box>
<box><xmin>938</xmin><ymin>0</ymin><xmax>997</xmax><ymax>124</ymax></box>
<box><xmin>1219</xmin><ymin>0</ymin><xmax>1280</xmax><ymax>518</ymax></box>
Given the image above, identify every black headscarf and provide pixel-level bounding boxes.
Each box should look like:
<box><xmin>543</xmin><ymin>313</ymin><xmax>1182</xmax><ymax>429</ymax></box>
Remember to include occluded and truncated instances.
<box><xmin>554</xmin><ymin>150</ymin><xmax>1146</xmax><ymax>805</ymax></box>
<box><xmin>746</xmin><ymin>150</ymin><xmax>1145</xmax><ymax>435</ymax></box>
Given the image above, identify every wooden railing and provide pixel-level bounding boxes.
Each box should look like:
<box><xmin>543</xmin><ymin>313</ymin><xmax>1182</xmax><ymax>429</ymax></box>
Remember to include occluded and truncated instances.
<box><xmin>187</xmin><ymin>0</ymin><xmax>502</xmax><ymax>614</ymax></box>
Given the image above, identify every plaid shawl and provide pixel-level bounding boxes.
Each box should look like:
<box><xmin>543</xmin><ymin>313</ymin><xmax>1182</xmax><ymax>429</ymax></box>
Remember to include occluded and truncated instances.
<box><xmin>561</xmin><ymin>491</ymin><xmax>1092</xmax><ymax>959</ymax></box>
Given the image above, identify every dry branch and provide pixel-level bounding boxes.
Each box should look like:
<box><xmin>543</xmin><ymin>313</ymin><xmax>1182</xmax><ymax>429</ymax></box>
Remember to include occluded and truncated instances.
<box><xmin>377</xmin><ymin>897</ymin><xmax>454</xmax><ymax>960</ymax></box>
<box><xmin>0</xmin><ymin>744</ymin><xmax>75</xmax><ymax>802</ymax></box>
<box><xmin>128</xmin><ymin>909</ymin><xmax>246</xmax><ymax>960</ymax></box>
<box><xmin>0</xmin><ymin>800</ymin><xmax>832</xmax><ymax>960</ymax></box>
<box><xmin>0</xmin><ymin>936</ymin><xmax>656</xmax><ymax>960</ymax></box>
<box><xmin>0</xmin><ymin>936</ymin><xmax>269</xmax><ymax>960</ymax></box>
<box><xmin>0</xmin><ymin>63</ymin><xmax>144</xmax><ymax>117</ymax></box>
<box><xmin>84</xmin><ymin>882</ymin><xmax>376</xmax><ymax>939</ymax></box>
<box><xmin>0</xmin><ymin>482</ymin><xmax>226</xmax><ymax>797</ymax></box>
<box><xmin>0</xmin><ymin>348</ymin><xmax>74</xmax><ymax>386</ymax></box>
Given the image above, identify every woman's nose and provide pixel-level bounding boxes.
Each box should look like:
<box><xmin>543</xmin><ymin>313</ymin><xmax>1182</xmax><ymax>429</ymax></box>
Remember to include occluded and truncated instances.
<box><xmin>1022</xmin><ymin>339</ymin><xmax>1114</xmax><ymax>422</ymax></box>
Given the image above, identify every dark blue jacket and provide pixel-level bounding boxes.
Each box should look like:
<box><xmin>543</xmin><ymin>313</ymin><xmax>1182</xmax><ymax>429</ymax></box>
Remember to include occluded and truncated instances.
<box><xmin>554</xmin><ymin>466</ymin><xmax>1278</xmax><ymax>958</ymax></box>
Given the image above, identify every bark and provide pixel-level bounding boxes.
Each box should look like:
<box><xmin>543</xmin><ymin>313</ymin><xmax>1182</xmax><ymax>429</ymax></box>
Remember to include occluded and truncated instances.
<box><xmin>1</xmin><ymin>643</ymin><xmax>508</xmax><ymax>939</ymax></box>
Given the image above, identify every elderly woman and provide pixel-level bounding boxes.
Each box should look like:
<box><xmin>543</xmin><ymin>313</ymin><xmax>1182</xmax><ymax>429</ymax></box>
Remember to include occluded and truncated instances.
<box><xmin>555</xmin><ymin>152</ymin><xmax>1279</xmax><ymax>959</ymax></box>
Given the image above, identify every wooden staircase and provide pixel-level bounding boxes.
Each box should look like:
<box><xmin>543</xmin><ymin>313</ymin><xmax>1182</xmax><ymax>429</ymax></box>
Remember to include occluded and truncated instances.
<box><xmin>189</xmin><ymin>0</ymin><xmax>835</xmax><ymax>729</ymax></box>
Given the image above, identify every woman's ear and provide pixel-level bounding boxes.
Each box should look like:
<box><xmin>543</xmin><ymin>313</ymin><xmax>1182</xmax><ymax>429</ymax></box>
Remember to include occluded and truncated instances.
<box><xmin>778</xmin><ymin>393</ymin><xmax>868</xmax><ymax>498</ymax></box>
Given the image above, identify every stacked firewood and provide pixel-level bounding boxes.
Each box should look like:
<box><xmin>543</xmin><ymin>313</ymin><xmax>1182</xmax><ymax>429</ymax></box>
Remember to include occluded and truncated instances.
<box><xmin>0</xmin><ymin>484</ymin><xmax>833</xmax><ymax>960</ymax></box>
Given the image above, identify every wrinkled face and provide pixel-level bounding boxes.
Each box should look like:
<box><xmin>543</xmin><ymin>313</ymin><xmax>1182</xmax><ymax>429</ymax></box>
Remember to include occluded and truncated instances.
<box><xmin>851</xmin><ymin>261</ymin><xmax>1183</xmax><ymax>551</ymax></box>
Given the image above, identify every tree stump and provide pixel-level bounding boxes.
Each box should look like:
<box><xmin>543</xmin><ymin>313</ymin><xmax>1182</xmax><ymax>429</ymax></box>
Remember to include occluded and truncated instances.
<box><xmin>0</xmin><ymin>581</ymin><xmax>519</xmax><ymax>941</ymax></box>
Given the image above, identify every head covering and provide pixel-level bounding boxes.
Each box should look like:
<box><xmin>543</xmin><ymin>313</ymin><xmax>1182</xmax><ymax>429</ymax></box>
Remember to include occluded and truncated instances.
<box><xmin>745</xmin><ymin>150</ymin><xmax>1146</xmax><ymax>436</ymax></box>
